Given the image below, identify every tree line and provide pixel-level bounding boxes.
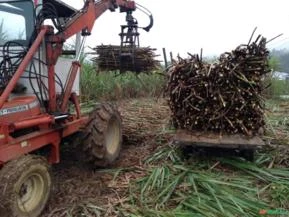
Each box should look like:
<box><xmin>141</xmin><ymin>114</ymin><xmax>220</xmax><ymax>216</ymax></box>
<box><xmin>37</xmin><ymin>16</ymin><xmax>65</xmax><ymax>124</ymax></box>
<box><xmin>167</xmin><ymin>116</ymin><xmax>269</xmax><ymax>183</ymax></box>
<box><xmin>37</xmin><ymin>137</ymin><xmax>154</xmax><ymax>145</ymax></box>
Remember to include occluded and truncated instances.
<box><xmin>270</xmin><ymin>49</ymin><xmax>289</xmax><ymax>72</ymax></box>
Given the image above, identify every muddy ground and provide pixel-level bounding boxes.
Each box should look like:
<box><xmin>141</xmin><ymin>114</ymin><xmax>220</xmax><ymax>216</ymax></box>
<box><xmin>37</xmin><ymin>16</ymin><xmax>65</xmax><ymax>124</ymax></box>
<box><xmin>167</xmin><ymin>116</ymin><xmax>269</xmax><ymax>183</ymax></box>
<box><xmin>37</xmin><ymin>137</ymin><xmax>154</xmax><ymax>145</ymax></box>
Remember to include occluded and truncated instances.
<box><xmin>42</xmin><ymin>98</ymin><xmax>171</xmax><ymax>217</ymax></box>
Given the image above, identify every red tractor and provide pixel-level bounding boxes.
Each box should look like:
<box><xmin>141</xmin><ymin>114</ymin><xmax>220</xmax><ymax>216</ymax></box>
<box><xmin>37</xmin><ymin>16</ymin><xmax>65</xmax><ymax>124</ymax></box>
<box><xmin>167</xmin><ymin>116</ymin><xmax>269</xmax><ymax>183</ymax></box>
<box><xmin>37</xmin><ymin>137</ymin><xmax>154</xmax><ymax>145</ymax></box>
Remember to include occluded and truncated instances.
<box><xmin>0</xmin><ymin>0</ymin><xmax>153</xmax><ymax>216</ymax></box>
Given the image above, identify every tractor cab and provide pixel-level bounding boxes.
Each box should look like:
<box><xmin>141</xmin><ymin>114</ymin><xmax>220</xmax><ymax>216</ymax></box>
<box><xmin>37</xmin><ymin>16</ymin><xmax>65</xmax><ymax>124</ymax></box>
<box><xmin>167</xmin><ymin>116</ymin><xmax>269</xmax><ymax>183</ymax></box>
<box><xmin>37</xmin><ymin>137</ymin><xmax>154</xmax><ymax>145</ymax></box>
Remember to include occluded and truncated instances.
<box><xmin>0</xmin><ymin>0</ymin><xmax>76</xmax><ymax>47</ymax></box>
<box><xmin>0</xmin><ymin>0</ymin><xmax>38</xmax><ymax>122</ymax></box>
<box><xmin>0</xmin><ymin>0</ymin><xmax>80</xmax><ymax>123</ymax></box>
<box><xmin>0</xmin><ymin>0</ymin><xmax>34</xmax><ymax>46</ymax></box>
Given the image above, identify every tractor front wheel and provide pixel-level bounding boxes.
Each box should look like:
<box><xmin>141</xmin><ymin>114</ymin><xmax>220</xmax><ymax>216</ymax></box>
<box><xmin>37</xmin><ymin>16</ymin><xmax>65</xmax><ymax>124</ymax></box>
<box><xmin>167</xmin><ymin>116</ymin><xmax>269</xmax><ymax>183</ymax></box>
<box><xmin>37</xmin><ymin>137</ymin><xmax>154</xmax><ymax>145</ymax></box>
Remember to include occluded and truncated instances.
<box><xmin>0</xmin><ymin>155</ymin><xmax>51</xmax><ymax>217</ymax></box>
<box><xmin>82</xmin><ymin>103</ymin><xmax>122</xmax><ymax>167</ymax></box>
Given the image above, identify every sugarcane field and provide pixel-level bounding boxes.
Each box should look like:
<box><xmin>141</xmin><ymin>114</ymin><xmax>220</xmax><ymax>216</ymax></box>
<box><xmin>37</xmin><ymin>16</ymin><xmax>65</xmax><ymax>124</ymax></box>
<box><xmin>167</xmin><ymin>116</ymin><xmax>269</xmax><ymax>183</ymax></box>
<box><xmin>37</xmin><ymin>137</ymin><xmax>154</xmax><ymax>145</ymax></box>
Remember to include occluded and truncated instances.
<box><xmin>2</xmin><ymin>0</ymin><xmax>289</xmax><ymax>217</ymax></box>
<box><xmin>40</xmin><ymin>34</ymin><xmax>289</xmax><ymax>217</ymax></box>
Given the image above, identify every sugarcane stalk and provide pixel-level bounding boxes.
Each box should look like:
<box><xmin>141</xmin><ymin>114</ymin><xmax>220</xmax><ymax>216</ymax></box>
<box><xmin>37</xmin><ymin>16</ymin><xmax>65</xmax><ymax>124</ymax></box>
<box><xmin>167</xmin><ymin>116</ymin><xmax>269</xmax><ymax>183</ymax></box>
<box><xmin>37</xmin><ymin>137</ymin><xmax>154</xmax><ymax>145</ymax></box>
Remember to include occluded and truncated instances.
<box><xmin>166</xmin><ymin>35</ymin><xmax>270</xmax><ymax>136</ymax></box>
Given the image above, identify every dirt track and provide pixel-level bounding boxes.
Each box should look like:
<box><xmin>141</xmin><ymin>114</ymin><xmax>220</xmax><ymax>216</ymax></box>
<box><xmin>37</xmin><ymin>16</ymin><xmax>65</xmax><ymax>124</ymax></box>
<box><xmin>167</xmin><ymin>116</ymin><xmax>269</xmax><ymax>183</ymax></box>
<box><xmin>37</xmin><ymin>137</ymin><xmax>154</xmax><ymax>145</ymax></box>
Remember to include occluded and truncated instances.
<box><xmin>42</xmin><ymin>98</ymin><xmax>171</xmax><ymax>217</ymax></box>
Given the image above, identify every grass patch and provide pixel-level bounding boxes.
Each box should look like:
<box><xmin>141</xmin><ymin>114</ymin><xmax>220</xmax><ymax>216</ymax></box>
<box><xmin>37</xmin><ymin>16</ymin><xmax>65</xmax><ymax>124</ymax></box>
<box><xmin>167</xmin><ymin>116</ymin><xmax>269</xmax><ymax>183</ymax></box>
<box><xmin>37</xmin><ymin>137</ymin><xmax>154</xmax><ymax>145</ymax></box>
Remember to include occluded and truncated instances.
<box><xmin>265</xmin><ymin>99</ymin><xmax>289</xmax><ymax>146</ymax></box>
<box><xmin>116</xmin><ymin>146</ymin><xmax>289</xmax><ymax>217</ymax></box>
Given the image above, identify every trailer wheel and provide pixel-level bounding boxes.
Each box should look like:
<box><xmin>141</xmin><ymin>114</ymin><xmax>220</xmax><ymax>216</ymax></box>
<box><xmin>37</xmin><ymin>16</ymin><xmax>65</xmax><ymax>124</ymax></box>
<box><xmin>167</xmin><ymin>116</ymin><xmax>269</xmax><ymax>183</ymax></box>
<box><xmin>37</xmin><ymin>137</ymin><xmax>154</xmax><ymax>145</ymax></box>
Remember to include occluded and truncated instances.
<box><xmin>82</xmin><ymin>103</ymin><xmax>122</xmax><ymax>167</ymax></box>
<box><xmin>0</xmin><ymin>155</ymin><xmax>51</xmax><ymax>217</ymax></box>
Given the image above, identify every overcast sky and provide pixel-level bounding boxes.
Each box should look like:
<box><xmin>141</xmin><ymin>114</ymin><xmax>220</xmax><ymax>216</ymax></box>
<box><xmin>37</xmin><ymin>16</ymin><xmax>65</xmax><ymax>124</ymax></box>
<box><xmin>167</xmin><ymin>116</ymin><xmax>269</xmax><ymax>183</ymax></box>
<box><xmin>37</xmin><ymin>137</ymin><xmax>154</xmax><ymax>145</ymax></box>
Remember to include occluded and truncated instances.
<box><xmin>63</xmin><ymin>0</ymin><xmax>289</xmax><ymax>58</ymax></box>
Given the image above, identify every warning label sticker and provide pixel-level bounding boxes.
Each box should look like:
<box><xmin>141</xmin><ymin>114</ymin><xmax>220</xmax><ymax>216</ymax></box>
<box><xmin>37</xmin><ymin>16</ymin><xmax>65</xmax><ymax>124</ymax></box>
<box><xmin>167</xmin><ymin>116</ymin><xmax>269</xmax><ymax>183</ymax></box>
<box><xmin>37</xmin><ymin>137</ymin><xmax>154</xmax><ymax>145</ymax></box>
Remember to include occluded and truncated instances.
<box><xmin>0</xmin><ymin>105</ymin><xmax>29</xmax><ymax>116</ymax></box>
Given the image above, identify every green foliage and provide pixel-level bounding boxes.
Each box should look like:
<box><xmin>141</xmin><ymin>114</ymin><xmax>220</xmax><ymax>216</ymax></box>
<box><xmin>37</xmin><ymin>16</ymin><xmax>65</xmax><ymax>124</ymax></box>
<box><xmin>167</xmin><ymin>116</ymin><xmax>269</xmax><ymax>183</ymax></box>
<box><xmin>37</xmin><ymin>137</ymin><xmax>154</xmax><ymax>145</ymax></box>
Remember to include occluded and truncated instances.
<box><xmin>268</xmin><ymin>56</ymin><xmax>280</xmax><ymax>72</ymax></box>
<box><xmin>80</xmin><ymin>61</ymin><xmax>165</xmax><ymax>101</ymax></box>
<box><xmin>120</xmin><ymin>146</ymin><xmax>289</xmax><ymax>217</ymax></box>
<box><xmin>265</xmin><ymin>50</ymin><xmax>289</xmax><ymax>98</ymax></box>
<box><xmin>268</xmin><ymin>78</ymin><xmax>289</xmax><ymax>97</ymax></box>
<box><xmin>271</xmin><ymin>49</ymin><xmax>289</xmax><ymax>72</ymax></box>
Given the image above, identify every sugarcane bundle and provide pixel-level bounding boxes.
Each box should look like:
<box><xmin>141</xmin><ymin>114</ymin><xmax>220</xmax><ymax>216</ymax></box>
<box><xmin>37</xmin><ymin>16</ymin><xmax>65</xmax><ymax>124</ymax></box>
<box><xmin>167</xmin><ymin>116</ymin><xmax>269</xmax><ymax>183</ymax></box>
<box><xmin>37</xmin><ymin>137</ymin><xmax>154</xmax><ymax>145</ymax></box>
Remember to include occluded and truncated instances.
<box><xmin>166</xmin><ymin>36</ymin><xmax>270</xmax><ymax>136</ymax></box>
<box><xmin>91</xmin><ymin>45</ymin><xmax>160</xmax><ymax>73</ymax></box>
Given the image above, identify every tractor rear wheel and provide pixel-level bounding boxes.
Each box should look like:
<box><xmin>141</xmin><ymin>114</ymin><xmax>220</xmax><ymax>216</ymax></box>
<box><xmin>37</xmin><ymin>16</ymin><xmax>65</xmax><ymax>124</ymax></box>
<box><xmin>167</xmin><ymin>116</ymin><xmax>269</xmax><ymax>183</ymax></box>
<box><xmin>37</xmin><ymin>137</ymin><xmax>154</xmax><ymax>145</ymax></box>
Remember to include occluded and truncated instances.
<box><xmin>0</xmin><ymin>155</ymin><xmax>51</xmax><ymax>217</ymax></box>
<box><xmin>82</xmin><ymin>103</ymin><xmax>122</xmax><ymax>167</ymax></box>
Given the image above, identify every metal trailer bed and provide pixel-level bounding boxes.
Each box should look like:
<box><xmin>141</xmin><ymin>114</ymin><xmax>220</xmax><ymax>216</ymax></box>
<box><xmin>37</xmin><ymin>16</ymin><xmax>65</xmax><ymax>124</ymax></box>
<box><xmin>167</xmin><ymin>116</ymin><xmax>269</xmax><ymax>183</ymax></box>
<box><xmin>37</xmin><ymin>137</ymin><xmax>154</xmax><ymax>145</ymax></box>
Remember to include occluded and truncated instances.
<box><xmin>173</xmin><ymin>130</ymin><xmax>265</xmax><ymax>160</ymax></box>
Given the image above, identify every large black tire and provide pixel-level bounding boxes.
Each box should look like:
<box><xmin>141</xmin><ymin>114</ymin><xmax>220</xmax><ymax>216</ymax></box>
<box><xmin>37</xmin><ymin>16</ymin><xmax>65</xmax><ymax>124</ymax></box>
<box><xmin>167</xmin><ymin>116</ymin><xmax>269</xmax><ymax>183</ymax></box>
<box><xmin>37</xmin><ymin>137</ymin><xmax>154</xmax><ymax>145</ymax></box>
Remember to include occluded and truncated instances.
<box><xmin>0</xmin><ymin>155</ymin><xmax>51</xmax><ymax>217</ymax></box>
<box><xmin>82</xmin><ymin>103</ymin><xmax>122</xmax><ymax>167</ymax></box>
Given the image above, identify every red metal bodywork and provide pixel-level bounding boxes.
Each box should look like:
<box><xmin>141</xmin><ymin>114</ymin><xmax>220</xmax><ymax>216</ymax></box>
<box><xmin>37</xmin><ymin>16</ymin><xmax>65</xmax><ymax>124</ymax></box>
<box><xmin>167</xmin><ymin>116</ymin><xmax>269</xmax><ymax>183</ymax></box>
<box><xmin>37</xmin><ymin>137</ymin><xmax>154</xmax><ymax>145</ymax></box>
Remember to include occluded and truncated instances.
<box><xmin>0</xmin><ymin>96</ymin><xmax>41</xmax><ymax>123</ymax></box>
<box><xmin>0</xmin><ymin>0</ymin><xmax>135</xmax><ymax>166</ymax></box>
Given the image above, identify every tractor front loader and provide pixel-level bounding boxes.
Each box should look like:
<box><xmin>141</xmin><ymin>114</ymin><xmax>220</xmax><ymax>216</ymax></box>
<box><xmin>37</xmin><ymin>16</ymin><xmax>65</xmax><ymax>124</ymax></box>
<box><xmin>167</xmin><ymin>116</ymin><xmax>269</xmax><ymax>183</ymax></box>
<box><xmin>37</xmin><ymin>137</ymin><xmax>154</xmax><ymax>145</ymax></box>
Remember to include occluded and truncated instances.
<box><xmin>0</xmin><ymin>0</ymin><xmax>153</xmax><ymax>216</ymax></box>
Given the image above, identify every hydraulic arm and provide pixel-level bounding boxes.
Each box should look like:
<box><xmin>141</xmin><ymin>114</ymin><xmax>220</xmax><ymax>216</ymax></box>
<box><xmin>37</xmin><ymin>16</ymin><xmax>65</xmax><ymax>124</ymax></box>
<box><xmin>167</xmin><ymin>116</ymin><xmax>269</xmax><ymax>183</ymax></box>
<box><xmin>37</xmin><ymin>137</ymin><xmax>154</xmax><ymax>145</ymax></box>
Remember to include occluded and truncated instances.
<box><xmin>59</xmin><ymin>0</ymin><xmax>136</xmax><ymax>40</ymax></box>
